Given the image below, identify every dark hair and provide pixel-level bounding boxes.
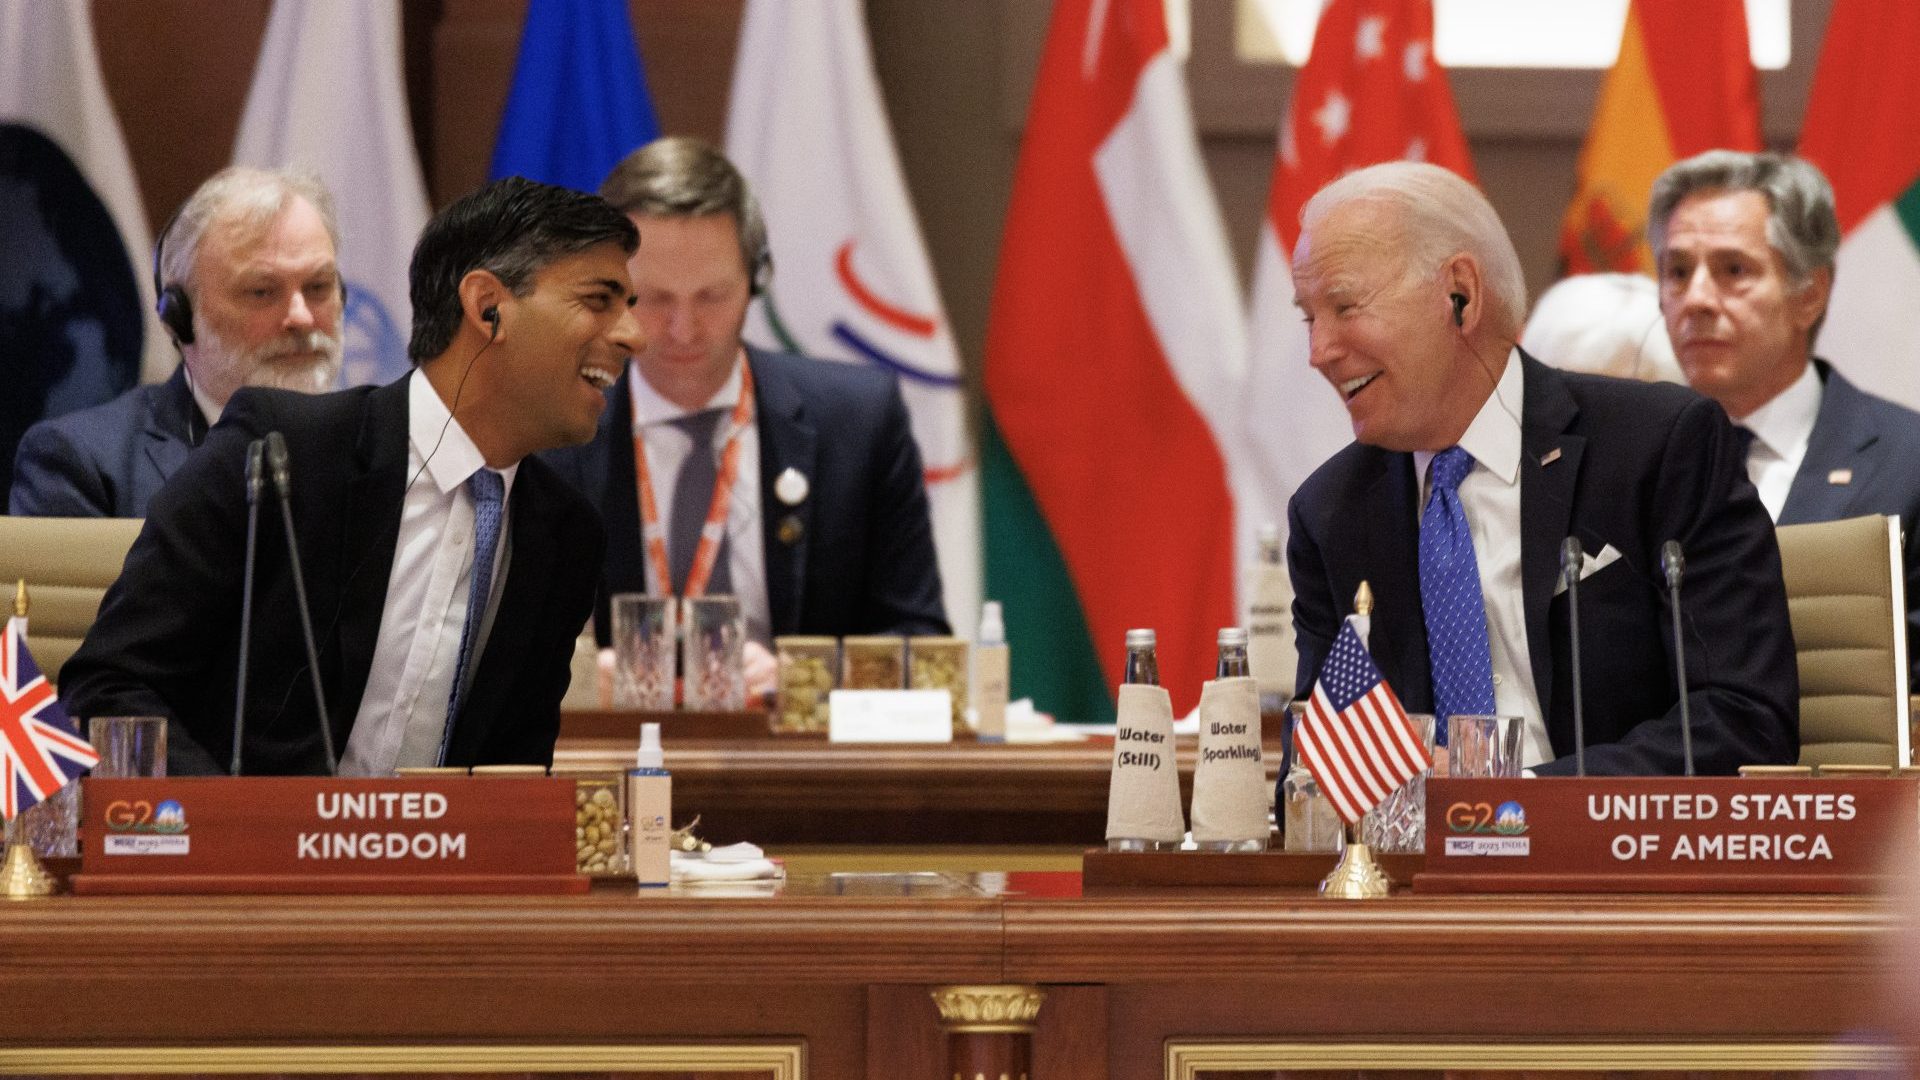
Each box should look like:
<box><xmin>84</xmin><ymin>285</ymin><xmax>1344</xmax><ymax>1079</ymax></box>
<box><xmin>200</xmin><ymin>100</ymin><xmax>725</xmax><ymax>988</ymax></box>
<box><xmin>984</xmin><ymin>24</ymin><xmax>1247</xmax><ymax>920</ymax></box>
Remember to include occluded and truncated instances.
<box><xmin>408</xmin><ymin>176</ymin><xmax>640</xmax><ymax>362</ymax></box>
<box><xmin>599</xmin><ymin>136</ymin><xmax>767</xmax><ymax>279</ymax></box>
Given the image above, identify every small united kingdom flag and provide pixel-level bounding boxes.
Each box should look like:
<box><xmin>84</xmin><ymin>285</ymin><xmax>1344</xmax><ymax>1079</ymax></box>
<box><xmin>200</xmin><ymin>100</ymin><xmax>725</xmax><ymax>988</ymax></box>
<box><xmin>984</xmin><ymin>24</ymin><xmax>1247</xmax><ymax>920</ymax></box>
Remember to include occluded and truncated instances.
<box><xmin>0</xmin><ymin>617</ymin><xmax>99</xmax><ymax>821</ymax></box>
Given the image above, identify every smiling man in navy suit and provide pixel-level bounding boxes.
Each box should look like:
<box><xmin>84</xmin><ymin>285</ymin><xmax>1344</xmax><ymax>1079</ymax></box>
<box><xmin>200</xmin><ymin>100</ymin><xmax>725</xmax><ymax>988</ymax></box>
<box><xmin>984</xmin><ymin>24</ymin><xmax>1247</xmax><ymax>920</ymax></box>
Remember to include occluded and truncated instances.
<box><xmin>11</xmin><ymin>167</ymin><xmax>345</xmax><ymax>518</ymax></box>
<box><xmin>1286</xmin><ymin>161</ymin><xmax>1796</xmax><ymax>777</ymax></box>
<box><xmin>1653</xmin><ymin>150</ymin><xmax>1920</xmax><ymax>683</ymax></box>
<box><xmin>545</xmin><ymin>137</ymin><xmax>947</xmax><ymax>695</ymax></box>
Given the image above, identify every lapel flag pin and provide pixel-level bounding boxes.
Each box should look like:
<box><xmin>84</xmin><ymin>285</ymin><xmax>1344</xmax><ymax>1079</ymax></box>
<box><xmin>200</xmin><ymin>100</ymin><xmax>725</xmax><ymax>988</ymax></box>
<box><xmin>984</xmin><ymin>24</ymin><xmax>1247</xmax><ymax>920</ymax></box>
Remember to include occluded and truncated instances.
<box><xmin>774</xmin><ymin>467</ymin><xmax>809</xmax><ymax>506</ymax></box>
<box><xmin>1539</xmin><ymin>447</ymin><xmax>1562</xmax><ymax>467</ymax></box>
<box><xmin>1828</xmin><ymin>469</ymin><xmax>1852</xmax><ymax>486</ymax></box>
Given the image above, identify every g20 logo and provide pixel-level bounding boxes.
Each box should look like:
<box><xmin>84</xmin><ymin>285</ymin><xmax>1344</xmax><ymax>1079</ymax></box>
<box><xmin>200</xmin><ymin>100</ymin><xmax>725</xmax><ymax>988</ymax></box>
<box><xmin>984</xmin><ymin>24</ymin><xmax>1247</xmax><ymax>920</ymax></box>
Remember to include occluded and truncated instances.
<box><xmin>103</xmin><ymin>798</ymin><xmax>187</xmax><ymax>833</ymax></box>
<box><xmin>1445</xmin><ymin>799</ymin><xmax>1528</xmax><ymax>835</ymax></box>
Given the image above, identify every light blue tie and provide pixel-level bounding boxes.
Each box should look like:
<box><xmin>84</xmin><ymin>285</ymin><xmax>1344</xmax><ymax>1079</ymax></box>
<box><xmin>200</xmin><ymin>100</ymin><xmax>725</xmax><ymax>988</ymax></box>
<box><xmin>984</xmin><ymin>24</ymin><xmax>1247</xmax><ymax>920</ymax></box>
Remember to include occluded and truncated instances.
<box><xmin>439</xmin><ymin>468</ymin><xmax>505</xmax><ymax>763</ymax></box>
<box><xmin>1419</xmin><ymin>446</ymin><xmax>1495</xmax><ymax>745</ymax></box>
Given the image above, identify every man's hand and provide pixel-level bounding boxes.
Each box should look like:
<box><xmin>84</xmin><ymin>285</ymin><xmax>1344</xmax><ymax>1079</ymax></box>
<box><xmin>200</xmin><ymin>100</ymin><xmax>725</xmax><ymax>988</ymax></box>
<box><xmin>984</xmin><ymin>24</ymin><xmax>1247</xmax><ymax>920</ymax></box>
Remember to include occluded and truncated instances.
<box><xmin>743</xmin><ymin>639</ymin><xmax>778</xmax><ymax>699</ymax></box>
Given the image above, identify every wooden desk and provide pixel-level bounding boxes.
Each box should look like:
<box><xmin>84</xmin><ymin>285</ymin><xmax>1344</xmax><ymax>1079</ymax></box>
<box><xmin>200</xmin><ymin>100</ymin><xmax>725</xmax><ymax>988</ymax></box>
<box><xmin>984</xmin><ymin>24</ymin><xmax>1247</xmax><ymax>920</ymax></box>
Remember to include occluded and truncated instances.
<box><xmin>553</xmin><ymin>735</ymin><xmax>1278</xmax><ymax>847</ymax></box>
<box><xmin>0</xmin><ymin>873</ymin><xmax>1905</xmax><ymax>1079</ymax></box>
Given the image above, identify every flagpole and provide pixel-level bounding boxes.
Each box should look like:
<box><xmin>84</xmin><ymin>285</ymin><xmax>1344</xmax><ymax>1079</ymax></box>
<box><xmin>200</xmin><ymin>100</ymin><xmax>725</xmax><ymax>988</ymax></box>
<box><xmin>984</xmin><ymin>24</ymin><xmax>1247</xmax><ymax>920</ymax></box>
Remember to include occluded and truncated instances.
<box><xmin>1319</xmin><ymin>581</ymin><xmax>1392</xmax><ymax>900</ymax></box>
<box><xmin>2</xmin><ymin>579</ymin><xmax>55</xmax><ymax>899</ymax></box>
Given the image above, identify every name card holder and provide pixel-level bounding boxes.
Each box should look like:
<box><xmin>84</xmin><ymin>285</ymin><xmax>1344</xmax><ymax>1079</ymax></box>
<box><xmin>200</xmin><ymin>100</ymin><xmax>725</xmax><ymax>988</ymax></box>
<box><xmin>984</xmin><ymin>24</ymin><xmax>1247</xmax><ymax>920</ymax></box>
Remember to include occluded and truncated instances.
<box><xmin>1416</xmin><ymin>776</ymin><xmax>1919</xmax><ymax>895</ymax></box>
<box><xmin>71</xmin><ymin>777</ymin><xmax>587</xmax><ymax>896</ymax></box>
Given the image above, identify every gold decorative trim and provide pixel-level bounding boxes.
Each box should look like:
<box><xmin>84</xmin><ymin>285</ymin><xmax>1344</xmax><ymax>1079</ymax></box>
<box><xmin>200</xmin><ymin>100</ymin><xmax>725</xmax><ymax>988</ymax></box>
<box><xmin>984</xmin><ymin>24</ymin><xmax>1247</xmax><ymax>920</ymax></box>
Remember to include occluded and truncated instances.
<box><xmin>1167</xmin><ymin>1039</ymin><xmax>1904</xmax><ymax>1077</ymax></box>
<box><xmin>0</xmin><ymin>1042</ymin><xmax>805</xmax><ymax>1077</ymax></box>
<box><xmin>930</xmin><ymin>984</ymin><xmax>1046</xmax><ymax>1033</ymax></box>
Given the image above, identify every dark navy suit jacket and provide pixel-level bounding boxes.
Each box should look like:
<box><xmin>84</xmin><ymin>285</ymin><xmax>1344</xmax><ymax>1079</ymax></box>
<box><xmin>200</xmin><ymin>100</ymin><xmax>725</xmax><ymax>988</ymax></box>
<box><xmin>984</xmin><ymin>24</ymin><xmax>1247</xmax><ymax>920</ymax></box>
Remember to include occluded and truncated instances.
<box><xmin>10</xmin><ymin>366</ymin><xmax>199</xmax><ymax>517</ymax></box>
<box><xmin>1778</xmin><ymin>360</ymin><xmax>1920</xmax><ymax>683</ymax></box>
<box><xmin>544</xmin><ymin>346</ymin><xmax>948</xmax><ymax>641</ymax></box>
<box><xmin>61</xmin><ymin>378</ymin><xmax>605</xmax><ymax>776</ymax></box>
<box><xmin>1288</xmin><ymin>353</ymin><xmax>1798</xmax><ymax>776</ymax></box>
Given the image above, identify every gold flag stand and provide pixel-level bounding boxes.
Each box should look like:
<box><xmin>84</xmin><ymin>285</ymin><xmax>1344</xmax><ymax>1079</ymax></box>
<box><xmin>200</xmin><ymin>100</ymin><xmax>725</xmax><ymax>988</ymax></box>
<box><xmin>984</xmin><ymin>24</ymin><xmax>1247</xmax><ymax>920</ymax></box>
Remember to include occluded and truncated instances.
<box><xmin>2</xmin><ymin>578</ymin><xmax>56</xmax><ymax>900</ymax></box>
<box><xmin>1318</xmin><ymin>580</ymin><xmax>1392</xmax><ymax>900</ymax></box>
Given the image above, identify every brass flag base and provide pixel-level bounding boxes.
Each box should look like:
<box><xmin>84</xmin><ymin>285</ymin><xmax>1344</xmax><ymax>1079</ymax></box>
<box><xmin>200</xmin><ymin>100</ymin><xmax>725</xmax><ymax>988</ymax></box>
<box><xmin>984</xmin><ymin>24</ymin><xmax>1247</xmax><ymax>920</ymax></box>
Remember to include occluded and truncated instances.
<box><xmin>1319</xmin><ymin>839</ymin><xmax>1393</xmax><ymax>899</ymax></box>
<box><xmin>0</xmin><ymin>831</ymin><xmax>54</xmax><ymax>900</ymax></box>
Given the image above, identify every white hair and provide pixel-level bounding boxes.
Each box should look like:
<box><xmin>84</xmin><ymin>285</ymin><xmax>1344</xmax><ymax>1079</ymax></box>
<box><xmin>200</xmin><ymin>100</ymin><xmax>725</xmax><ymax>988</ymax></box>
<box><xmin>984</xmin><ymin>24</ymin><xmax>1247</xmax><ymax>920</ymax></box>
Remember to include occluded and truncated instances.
<box><xmin>1299</xmin><ymin>161</ymin><xmax>1527</xmax><ymax>336</ymax></box>
<box><xmin>1521</xmin><ymin>273</ymin><xmax>1682</xmax><ymax>384</ymax></box>
<box><xmin>158</xmin><ymin>165</ymin><xmax>339</xmax><ymax>298</ymax></box>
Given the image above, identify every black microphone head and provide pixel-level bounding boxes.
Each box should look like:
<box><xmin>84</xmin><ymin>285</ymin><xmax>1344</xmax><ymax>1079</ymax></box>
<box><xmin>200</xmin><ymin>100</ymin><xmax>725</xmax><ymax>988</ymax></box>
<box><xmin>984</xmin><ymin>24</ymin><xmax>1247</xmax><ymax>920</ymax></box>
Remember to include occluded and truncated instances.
<box><xmin>1559</xmin><ymin>536</ymin><xmax>1584</xmax><ymax>586</ymax></box>
<box><xmin>244</xmin><ymin>439</ymin><xmax>265</xmax><ymax>503</ymax></box>
<box><xmin>1661</xmin><ymin>540</ymin><xmax>1685</xmax><ymax>588</ymax></box>
<box><xmin>263</xmin><ymin>431</ymin><xmax>292</xmax><ymax>495</ymax></box>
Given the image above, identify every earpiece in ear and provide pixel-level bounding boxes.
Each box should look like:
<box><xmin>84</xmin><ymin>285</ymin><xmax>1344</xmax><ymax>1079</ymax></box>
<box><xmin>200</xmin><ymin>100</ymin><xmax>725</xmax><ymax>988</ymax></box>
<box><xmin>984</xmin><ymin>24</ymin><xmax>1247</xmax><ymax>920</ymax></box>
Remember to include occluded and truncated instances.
<box><xmin>1450</xmin><ymin>292</ymin><xmax>1468</xmax><ymax>327</ymax></box>
<box><xmin>482</xmin><ymin>306</ymin><xmax>500</xmax><ymax>336</ymax></box>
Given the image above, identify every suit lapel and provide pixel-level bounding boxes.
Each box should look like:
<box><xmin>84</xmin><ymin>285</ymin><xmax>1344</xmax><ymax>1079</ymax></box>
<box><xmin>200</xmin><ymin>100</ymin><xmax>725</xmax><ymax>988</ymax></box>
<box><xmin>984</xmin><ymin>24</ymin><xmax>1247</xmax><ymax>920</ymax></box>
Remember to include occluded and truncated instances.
<box><xmin>1517</xmin><ymin>356</ymin><xmax>1583</xmax><ymax>720</ymax></box>
<box><xmin>1363</xmin><ymin>452</ymin><xmax>1430</xmax><ymax>707</ymax></box>
<box><xmin>142</xmin><ymin>368</ymin><xmax>197</xmax><ymax>488</ymax></box>
<box><xmin>327</xmin><ymin>378</ymin><xmax>411</xmax><ymax>730</ymax></box>
<box><xmin>451</xmin><ymin>464</ymin><xmax>560</xmax><ymax>759</ymax></box>
<box><xmin>1781</xmin><ymin>363</ymin><xmax>1873</xmax><ymax>524</ymax></box>
<box><xmin>751</xmin><ymin>349</ymin><xmax>816</xmax><ymax>635</ymax></box>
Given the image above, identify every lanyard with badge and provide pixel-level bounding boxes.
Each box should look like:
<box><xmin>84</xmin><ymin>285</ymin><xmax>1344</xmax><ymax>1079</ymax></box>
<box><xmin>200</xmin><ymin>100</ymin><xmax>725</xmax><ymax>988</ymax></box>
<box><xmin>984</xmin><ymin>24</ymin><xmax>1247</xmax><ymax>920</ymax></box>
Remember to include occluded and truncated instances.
<box><xmin>630</xmin><ymin>362</ymin><xmax>756</xmax><ymax>598</ymax></box>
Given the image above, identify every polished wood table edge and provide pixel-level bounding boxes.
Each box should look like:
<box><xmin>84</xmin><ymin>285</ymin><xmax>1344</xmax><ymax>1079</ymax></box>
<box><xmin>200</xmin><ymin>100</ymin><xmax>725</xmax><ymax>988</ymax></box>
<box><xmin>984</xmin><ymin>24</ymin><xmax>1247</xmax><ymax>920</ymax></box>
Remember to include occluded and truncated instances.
<box><xmin>1001</xmin><ymin>891</ymin><xmax>1901</xmax><ymax>982</ymax></box>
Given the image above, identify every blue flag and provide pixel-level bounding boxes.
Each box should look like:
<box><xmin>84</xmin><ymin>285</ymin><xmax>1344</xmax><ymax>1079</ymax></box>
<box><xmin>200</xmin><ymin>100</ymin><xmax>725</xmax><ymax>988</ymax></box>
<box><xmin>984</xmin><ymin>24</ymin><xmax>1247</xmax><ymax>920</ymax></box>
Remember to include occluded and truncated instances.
<box><xmin>490</xmin><ymin>0</ymin><xmax>660</xmax><ymax>191</ymax></box>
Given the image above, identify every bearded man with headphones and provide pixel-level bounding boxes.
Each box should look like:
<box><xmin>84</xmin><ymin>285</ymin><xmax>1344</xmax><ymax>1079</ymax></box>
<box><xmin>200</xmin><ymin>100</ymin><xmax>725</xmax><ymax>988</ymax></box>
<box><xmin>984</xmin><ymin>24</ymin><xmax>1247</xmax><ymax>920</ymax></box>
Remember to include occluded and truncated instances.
<box><xmin>11</xmin><ymin>166</ymin><xmax>345</xmax><ymax>517</ymax></box>
<box><xmin>546</xmin><ymin>137</ymin><xmax>948</xmax><ymax>697</ymax></box>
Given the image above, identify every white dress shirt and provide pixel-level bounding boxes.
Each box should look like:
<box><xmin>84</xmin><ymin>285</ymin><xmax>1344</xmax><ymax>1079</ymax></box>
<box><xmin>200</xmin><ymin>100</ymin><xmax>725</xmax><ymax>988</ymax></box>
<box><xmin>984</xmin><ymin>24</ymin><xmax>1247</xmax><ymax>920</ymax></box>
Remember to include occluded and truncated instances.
<box><xmin>340</xmin><ymin>371</ymin><xmax>517</xmax><ymax>776</ymax></box>
<box><xmin>627</xmin><ymin>354</ymin><xmax>771</xmax><ymax>646</ymax></box>
<box><xmin>1414</xmin><ymin>349</ymin><xmax>1553</xmax><ymax>769</ymax></box>
<box><xmin>1735</xmin><ymin>362</ymin><xmax>1822</xmax><ymax>522</ymax></box>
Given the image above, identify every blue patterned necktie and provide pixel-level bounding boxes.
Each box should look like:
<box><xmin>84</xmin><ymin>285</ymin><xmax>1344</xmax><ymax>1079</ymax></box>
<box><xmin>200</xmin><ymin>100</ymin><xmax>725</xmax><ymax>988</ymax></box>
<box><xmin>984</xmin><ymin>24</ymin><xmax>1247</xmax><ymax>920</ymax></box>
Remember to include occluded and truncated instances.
<box><xmin>1419</xmin><ymin>446</ymin><xmax>1495</xmax><ymax>744</ymax></box>
<box><xmin>439</xmin><ymin>468</ymin><xmax>505</xmax><ymax>762</ymax></box>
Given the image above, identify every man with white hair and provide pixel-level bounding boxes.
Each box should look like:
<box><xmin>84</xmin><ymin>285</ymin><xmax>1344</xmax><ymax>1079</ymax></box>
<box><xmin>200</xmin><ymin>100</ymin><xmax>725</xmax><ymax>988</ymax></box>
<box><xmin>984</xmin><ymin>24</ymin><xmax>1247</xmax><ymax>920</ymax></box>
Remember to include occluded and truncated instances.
<box><xmin>1651</xmin><ymin>150</ymin><xmax>1920</xmax><ymax>684</ymax></box>
<box><xmin>11</xmin><ymin>166</ymin><xmax>344</xmax><ymax>516</ymax></box>
<box><xmin>1286</xmin><ymin>161</ymin><xmax>1796</xmax><ymax>776</ymax></box>
<box><xmin>1521</xmin><ymin>273</ymin><xmax>1684</xmax><ymax>385</ymax></box>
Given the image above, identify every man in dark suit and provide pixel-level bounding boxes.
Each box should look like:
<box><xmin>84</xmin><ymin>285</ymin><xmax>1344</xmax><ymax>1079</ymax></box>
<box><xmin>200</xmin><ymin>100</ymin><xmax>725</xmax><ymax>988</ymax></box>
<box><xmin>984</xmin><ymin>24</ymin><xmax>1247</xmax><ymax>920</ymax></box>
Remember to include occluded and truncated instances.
<box><xmin>547</xmin><ymin>137</ymin><xmax>946</xmax><ymax>693</ymax></box>
<box><xmin>60</xmin><ymin>177</ymin><xmax>643</xmax><ymax>776</ymax></box>
<box><xmin>1287</xmin><ymin>162</ymin><xmax>1796</xmax><ymax>776</ymax></box>
<box><xmin>1652</xmin><ymin>150</ymin><xmax>1920</xmax><ymax>683</ymax></box>
<box><xmin>11</xmin><ymin>167</ymin><xmax>346</xmax><ymax>517</ymax></box>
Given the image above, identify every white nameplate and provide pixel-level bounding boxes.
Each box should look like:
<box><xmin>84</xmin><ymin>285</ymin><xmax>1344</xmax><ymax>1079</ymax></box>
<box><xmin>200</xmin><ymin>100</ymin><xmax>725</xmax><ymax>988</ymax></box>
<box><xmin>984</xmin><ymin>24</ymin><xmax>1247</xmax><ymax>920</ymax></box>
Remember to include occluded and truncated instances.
<box><xmin>829</xmin><ymin>689</ymin><xmax>953</xmax><ymax>743</ymax></box>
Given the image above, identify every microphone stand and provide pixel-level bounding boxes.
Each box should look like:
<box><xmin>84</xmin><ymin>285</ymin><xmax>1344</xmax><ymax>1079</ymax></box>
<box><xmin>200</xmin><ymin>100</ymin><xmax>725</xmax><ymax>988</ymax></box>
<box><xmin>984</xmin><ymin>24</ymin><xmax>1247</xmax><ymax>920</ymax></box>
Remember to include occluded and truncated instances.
<box><xmin>263</xmin><ymin>432</ymin><xmax>338</xmax><ymax>776</ymax></box>
<box><xmin>1560</xmin><ymin>537</ymin><xmax>1587</xmax><ymax>777</ymax></box>
<box><xmin>231</xmin><ymin>440</ymin><xmax>265</xmax><ymax>776</ymax></box>
<box><xmin>1663</xmin><ymin>540</ymin><xmax>1695</xmax><ymax>777</ymax></box>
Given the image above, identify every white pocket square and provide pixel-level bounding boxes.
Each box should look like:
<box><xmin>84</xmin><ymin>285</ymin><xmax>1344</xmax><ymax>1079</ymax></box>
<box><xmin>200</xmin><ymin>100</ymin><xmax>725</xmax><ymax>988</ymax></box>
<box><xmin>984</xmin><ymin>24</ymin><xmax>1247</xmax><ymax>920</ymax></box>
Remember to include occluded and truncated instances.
<box><xmin>1553</xmin><ymin>544</ymin><xmax>1622</xmax><ymax>596</ymax></box>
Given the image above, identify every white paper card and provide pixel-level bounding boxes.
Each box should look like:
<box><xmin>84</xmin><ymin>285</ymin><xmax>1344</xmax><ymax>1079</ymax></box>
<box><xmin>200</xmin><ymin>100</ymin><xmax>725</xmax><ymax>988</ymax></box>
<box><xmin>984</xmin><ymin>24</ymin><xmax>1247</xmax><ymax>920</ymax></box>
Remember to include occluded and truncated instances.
<box><xmin>829</xmin><ymin>689</ymin><xmax>954</xmax><ymax>743</ymax></box>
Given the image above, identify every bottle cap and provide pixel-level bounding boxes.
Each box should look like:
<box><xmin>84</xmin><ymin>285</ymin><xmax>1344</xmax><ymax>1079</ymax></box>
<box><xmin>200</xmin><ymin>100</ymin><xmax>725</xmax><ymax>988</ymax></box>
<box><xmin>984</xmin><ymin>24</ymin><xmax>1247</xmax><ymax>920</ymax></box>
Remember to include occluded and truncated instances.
<box><xmin>1125</xmin><ymin>628</ymin><xmax>1156</xmax><ymax>649</ymax></box>
<box><xmin>1217</xmin><ymin>627</ymin><xmax>1248</xmax><ymax>647</ymax></box>
<box><xmin>636</xmin><ymin>722</ymin><xmax>664</xmax><ymax>769</ymax></box>
<box><xmin>979</xmin><ymin>600</ymin><xmax>1005</xmax><ymax>645</ymax></box>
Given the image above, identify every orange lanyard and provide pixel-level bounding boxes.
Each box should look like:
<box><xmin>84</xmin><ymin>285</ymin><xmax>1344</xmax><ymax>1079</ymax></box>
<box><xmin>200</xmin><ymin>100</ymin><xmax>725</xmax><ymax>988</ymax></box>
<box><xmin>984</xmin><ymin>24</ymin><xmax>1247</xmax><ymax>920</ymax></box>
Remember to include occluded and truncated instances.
<box><xmin>631</xmin><ymin>361</ymin><xmax>755</xmax><ymax>598</ymax></box>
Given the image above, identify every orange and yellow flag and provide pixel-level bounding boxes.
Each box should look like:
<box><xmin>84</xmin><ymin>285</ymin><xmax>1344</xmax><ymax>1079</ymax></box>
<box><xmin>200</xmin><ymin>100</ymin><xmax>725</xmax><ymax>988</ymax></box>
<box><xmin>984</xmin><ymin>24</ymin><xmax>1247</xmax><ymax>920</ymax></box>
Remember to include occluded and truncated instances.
<box><xmin>1557</xmin><ymin>0</ymin><xmax>1761</xmax><ymax>275</ymax></box>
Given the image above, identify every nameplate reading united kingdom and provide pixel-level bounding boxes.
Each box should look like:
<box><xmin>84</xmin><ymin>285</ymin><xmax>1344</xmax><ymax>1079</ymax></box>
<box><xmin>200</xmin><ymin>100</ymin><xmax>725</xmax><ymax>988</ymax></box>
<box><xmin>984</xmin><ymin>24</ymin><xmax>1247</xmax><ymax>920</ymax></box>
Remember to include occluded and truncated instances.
<box><xmin>72</xmin><ymin>777</ymin><xmax>585</xmax><ymax>895</ymax></box>
<box><xmin>1416</xmin><ymin>777</ymin><xmax>1918</xmax><ymax>894</ymax></box>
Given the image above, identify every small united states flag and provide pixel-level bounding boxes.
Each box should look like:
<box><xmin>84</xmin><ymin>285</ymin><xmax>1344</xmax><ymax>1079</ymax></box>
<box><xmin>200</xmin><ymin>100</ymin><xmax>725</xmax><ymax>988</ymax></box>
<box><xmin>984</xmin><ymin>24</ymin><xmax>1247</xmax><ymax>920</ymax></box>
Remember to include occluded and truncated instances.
<box><xmin>1298</xmin><ymin>616</ymin><xmax>1432</xmax><ymax>824</ymax></box>
<box><xmin>0</xmin><ymin>618</ymin><xmax>99</xmax><ymax>820</ymax></box>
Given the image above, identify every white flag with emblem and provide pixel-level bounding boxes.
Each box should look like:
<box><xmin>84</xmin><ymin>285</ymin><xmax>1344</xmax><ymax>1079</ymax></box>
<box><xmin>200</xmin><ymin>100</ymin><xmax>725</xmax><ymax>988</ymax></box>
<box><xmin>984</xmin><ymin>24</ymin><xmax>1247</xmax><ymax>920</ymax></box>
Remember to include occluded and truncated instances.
<box><xmin>232</xmin><ymin>0</ymin><xmax>429</xmax><ymax>387</ymax></box>
<box><xmin>725</xmin><ymin>0</ymin><xmax>980</xmax><ymax>635</ymax></box>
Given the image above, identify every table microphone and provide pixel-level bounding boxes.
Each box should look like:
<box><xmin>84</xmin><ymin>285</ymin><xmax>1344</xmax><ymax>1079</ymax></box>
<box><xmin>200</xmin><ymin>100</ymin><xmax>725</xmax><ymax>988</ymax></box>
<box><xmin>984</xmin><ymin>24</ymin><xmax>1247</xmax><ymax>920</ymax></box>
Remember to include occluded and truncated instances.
<box><xmin>263</xmin><ymin>432</ymin><xmax>338</xmax><ymax>776</ymax></box>
<box><xmin>1662</xmin><ymin>539</ymin><xmax>1695</xmax><ymax>777</ymax></box>
<box><xmin>1560</xmin><ymin>536</ymin><xmax>1587</xmax><ymax>777</ymax></box>
<box><xmin>232</xmin><ymin>439</ymin><xmax>266</xmax><ymax>776</ymax></box>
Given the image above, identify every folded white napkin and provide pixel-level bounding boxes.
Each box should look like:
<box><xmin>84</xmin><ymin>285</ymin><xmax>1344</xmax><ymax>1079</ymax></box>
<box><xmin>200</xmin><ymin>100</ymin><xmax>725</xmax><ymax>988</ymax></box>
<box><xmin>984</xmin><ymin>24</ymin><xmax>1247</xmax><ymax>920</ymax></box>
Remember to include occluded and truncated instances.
<box><xmin>670</xmin><ymin>843</ymin><xmax>782</xmax><ymax>883</ymax></box>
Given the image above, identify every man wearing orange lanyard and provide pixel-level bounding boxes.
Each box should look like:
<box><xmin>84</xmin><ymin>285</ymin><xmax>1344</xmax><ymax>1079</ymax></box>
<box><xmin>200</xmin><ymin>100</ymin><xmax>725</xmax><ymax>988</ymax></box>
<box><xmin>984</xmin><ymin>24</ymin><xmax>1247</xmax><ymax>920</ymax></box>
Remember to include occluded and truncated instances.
<box><xmin>547</xmin><ymin>137</ymin><xmax>948</xmax><ymax>696</ymax></box>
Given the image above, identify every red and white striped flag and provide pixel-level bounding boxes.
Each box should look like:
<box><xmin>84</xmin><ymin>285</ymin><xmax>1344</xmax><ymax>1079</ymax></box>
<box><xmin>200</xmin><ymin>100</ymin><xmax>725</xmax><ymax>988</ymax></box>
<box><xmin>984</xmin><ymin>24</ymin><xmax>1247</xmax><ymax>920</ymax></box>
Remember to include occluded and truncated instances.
<box><xmin>1297</xmin><ymin>616</ymin><xmax>1431</xmax><ymax>823</ymax></box>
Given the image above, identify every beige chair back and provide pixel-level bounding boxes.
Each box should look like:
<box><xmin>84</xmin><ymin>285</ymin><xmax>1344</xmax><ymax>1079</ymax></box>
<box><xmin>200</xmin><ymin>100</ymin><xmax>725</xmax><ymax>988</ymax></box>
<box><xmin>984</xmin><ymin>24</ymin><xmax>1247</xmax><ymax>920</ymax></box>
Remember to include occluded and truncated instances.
<box><xmin>1776</xmin><ymin>514</ymin><xmax>1912</xmax><ymax>767</ymax></box>
<box><xmin>0</xmin><ymin>517</ymin><xmax>143</xmax><ymax>687</ymax></box>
